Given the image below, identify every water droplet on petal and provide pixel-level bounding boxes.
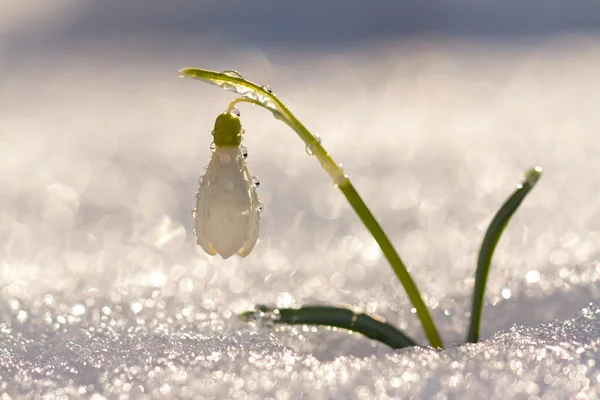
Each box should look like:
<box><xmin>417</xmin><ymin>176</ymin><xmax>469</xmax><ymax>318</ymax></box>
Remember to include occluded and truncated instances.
<box><xmin>262</xmin><ymin>84</ymin><xmax>272</xmax><ymax>93</ymax></box>
<box><xmin>197</xmin><ymin>175</ymin><xmax>205</xmax><ymax>185</ymax></box>
<box><xmin>305</xmin><ymin>135</ymin><xmax>322</xmax><ymax>156</ymax></box>
<box><xmin>223</xmin><ymin>180</ymin><xmax>234</xmax><ymax>192</ymax></box>
<box><xmin>258</xmin><ymin>201</ymin><xmax>264</xmax><ymax>213</ymax></box>
<box><xmin>217</xmin><ymin>152</ymin><xmax>232</xmax><ymax>165</ymax></box>
<box><xmin>252</xmin><ymin>176</ymin><xmax>261</xmax><ymax>188</ymax></box>
<box><xmin>230</xmin><ymin>107</ymin><xmax>241</xmax><ymax>117</ymax></box>
<box><xmin>191</xmin><ymin>209</ymin><xmax>197</xmax><ymax>218</ymax></box>
<box><xmin>240</xmin><ymin>145</ymin><xmax>248</xmax><ymax>159</ymax></box>
<box><xmin>210</xmin><ymin>142</ymin><xmax>216</xmax><ymax>152</ymax></box>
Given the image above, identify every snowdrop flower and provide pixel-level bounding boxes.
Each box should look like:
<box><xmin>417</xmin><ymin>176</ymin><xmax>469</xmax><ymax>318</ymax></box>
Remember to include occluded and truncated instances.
<box><xmin>194</xmin><ymin>111</ymin><xmax>262</xmax><ymax>259</ymax></box>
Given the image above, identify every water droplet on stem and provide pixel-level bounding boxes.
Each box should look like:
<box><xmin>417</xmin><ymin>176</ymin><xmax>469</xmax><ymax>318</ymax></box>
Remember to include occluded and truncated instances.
<box><xmin>221</xmin><ymin>70</ymin><xmax>245</xmax><ymax>79</ymax></box>
<box><xmin>305</xmin><ymin>135</ymin><xmax>322</xmax><ymax>156</ymax></box>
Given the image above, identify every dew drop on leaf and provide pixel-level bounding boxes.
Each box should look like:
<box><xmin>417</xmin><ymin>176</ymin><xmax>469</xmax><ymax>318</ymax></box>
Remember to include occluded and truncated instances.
<box><xmin>221</xmin><ymin>70</ymin><xmax>244</xmax><ymax>79</ymax></box>
<box><xmin>305</xmin><ymin>135</ymin><xmax>322</xmax><ymax>156</ymax></box>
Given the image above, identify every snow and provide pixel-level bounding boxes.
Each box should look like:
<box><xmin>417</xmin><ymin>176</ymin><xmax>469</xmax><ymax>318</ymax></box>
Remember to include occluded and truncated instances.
<box><xmin>1</xmin><ymin>305</ymin><xmax>600</xmax><ymax>398</ymax></box>
<box><xmin>3</xmin><ymin>3</ymin><xmax>600</xmax><ymax>399</ymax></box>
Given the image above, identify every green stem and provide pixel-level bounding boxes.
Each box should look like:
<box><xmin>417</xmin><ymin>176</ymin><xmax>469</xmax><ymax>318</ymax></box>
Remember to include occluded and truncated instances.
<box><xmin>179</xmin><ymin>68</ymin><xmax>443</xmax><ymax>348</ymax></box>
<box><xmin>467</xmin><ymin>167</ymin><xmax>542</xmax><ymax>343</ymax></box>
<box><xmin>339</xmin><ymin>184</ymin><xmax>442</xmax><ymax>348</ymax></box>
<box><xmin>240</xmin><ymin>305</ymin><xmax>418</xmax><ymax>349</ymax></box>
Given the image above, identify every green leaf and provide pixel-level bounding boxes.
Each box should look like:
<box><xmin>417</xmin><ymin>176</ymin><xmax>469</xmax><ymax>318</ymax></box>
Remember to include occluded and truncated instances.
<box><xmin>179</xmin><ymin>68</ymin><xmax>280</xmax><ymax>114</ymax></box>
<box><xmin>240</xmin><ymin>305</ymin><xmax>418</xmax><ymax>349</ymax></box>
<box><xmin>467</xmin><ymin>166</ymin><xmax>542</xmax><ymax>343</ymax></box>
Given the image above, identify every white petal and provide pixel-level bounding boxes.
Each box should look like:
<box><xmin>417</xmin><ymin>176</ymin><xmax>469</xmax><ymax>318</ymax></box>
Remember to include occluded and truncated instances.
<box><xmin>194</xmin><ymin>182</ymin><xmax>217</xmax><ymax>256</ymax></box>
<box><xmin>237</xmin><ymin>174</ymin><xmax>261</xmax><ymax>257</ymax></box>
<box><xmin>195</xmin><ymin>146</ymin><xmax>260</xmax><ymax>259</ymax></box>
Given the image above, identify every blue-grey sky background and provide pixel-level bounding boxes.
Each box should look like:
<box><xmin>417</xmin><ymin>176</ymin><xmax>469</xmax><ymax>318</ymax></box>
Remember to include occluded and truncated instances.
<box><xmin>65</xmin><ymin>1</ymin><xmax>600</xmax><ymax>41</ymax></box>
<box><xmin>5</xmin><ymin>1</ymin><xmax>600</xmax><ymax>52</ymax></box>
<box><xmin>3</xmin><ymin>1</ymin><xmax>600</xmax><ymax>91</ymax></box>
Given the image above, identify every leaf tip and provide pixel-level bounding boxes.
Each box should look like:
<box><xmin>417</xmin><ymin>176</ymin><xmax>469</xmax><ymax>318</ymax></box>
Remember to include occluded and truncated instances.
<box><xmin>525</xmin><ymin>166</ymin><xmax>543</xmax><ymax>186</ymax></box>
<box><xmin>178</xmin><ymin>68</ymin><xmax>195</xmax><ymax>78</ymax></box>
<box><xmin>237</xmin><ymin>310</ymin><xmax>255</xmax><ymax>322</ymax></box>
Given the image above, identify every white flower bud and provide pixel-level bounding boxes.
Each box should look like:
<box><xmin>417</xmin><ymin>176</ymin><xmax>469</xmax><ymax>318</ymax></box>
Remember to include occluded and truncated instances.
<box><xmin>194</xmin><ymin>145</ymin><xmax>261</xmax><ymax>259</ymax></box>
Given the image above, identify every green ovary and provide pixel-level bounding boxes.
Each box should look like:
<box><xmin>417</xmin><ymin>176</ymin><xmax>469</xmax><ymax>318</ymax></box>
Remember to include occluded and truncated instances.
<box><xmin>212</xmin><ymin>112</ymin><xmax>243</xmax><ymax>147</ymax></box>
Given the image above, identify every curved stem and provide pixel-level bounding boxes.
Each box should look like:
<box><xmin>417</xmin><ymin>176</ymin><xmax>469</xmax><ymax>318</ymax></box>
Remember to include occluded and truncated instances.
<box><xmin>339</xmin><ymin>184</ymin><xmax>442</xmax><ymax>347</ymax></box>
<box><xmin>240</xmin><ymin>305</ymin><xmax>418</xmax><ymax>349</ymax></box>
<box><xmin>467</xmin><ymin>167</ymin><xmax>542</xmax><ymax>343</ymax></box>
<box><xmin>179</xmin><ymin>68</ymin><xmax>443</xmax><ymax>348</ymax></box>
<box><xmin>227</xmin><ymin>97</ymin><xmax>267</xmax><ymax>113</ymax></box>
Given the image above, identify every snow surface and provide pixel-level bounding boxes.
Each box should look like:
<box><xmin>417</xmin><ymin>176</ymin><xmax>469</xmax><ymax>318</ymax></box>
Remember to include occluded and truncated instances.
<box><xmin>3</xmin><ymin>3</ymin><xmax>600</xmax><ymax>399</ymax></box>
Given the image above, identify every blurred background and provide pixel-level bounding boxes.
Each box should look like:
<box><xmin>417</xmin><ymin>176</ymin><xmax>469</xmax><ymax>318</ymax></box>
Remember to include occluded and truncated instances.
<box><xmin>3</xmin><ymin>1</ymin><xmax>600</xmax><ymax>396</ymax></box>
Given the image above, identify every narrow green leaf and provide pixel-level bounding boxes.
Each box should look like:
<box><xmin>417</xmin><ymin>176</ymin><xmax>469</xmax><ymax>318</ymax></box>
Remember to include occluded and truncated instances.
<box><xmin>178</xmin><ymin>68</ymin><xmax>281</xmax><ymax>115</ymax></box>
<box><xmin>240</xmin><ymin>305</ymin><xmax>418</xmax><ymax>349</ymax></box>
<box><xmin>467</xmin><ymin>166</ymin><xmax>542</xmax><ymax>343</ymax></box>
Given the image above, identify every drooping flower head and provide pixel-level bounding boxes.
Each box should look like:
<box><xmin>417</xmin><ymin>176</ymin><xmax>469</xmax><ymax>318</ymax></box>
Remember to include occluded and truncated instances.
<box><xmin>194</xmin><ymin>111</ymin><xmax>261</xmax><ymax>259</ymax></box>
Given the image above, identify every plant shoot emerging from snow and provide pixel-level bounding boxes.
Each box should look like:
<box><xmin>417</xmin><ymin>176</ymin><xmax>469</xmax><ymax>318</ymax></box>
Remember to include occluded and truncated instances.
<box><xmin>181</xmin><ymin>68</ymin><xmax>541</xmax><ymax>350</ymax></box>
